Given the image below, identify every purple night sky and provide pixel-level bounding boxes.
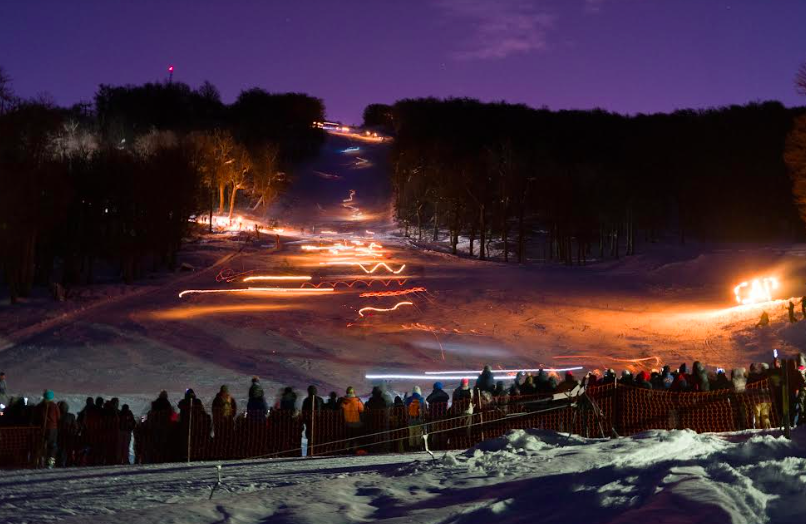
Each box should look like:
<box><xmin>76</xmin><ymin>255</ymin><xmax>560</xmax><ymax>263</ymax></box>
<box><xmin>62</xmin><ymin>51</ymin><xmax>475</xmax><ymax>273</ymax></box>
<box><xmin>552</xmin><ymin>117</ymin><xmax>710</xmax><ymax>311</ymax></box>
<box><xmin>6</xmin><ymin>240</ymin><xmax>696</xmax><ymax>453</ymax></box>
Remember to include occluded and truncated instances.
<box><xmin>2</xmin><ymin>0</ymin><xmax>805</xmax><ymax>123</ymax></box>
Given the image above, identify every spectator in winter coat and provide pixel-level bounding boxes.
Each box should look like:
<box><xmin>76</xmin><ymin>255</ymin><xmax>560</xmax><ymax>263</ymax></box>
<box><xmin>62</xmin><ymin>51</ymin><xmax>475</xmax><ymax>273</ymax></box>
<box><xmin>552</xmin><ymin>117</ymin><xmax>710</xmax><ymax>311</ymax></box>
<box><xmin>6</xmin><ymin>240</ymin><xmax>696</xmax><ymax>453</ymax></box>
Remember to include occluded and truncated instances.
<box><xmin>393</xmin><ymin>396</ymin><xmax>405</xmax><ymax>408</ymax></box>
<box><xmin>405</xmin><ymin>386</ymin><xmax>426</xmax><ymax>418</ymax></box>
<box><xmin>150</xmin><ymin>391</ymin><xmax>174</xmax><ymax>414</ymax></box>
<box><xmin>793</xmin><ymin>389</ymin><xmax>806</xmax><ymax>426</ymax></box>
<box><xmin>212</xmin><ymin>385</ymin><xmax>238</xmax><ymax>421</ymax></box>
<box><xmin>692</xmin><ymin>362</ymin><xmax>710</xmax><ymax>392</ymax></box>
<box><xmin>0</xmin><ymin>371</ymin><xmax>7</xmax><ymax>407</ymax></box>
<box><xmin>731</xmin><ymin>368</ymin><xmax>747</xmax><ymax>393</ymax></box>
<box><xmin>366</xmin><ymin>386</ymin><xmax>390</xmax><ymax>410</ymax></box>
<box><xmin>453</xmin><ymin>378</ymin><xmax>472</xmax><ymax>402</ymax></box>
<box><xmin>519</xmin><ymin>375</ymin><xmax>538</xmax><ymax>396</ymax></box>
<box><xmin>279</xmin><ymin>387</ymin><xmax>298</xmax><ymax>411</ymax></box>
<box><xmin>178</xmin><ymin>389</ymin><xmax>203</xmax><ymax>422</ymax></box>
<box><xmin>405</xmin><ymin>386</ymin><xmax>426</xmax><ymax>449</ymax></box>
<box><xmin>656</xmin><ymin>366</ymin><xmax>673</xmax><ymax>389</ymax></box>
<box><xmin>747</xmin><ymin>364</ymin><xmax>764</xmax><ymax>384</ymax></box>
<box><xmin>301</xmin><ymin>385</ymin><xmax>324</xmax><ymax>412</ymax></box>
<box><xmin>556</xmin><ymin>372</ymin><xmax>580</xmax><ymax>394</ymax></box>
<box><xmin>118</xmin><ymin>404</ymin><xmax>136</xmax><ymax>465</ymax></box>
<box><xmin>36</xmin><ymin>390</ymin><xmax>60</xmax><ymax>468</ymax></box>
<box><xmin>246</xmin><ymin>389</ymin><xmax>269</xmax><ymax>421</ymax></box>
<box><xmin>325</xmin><ymin>392</ymin><xmax>341</xmax><ymax>410</ymax></box>
<box><xmin>342</xmin><ymin>387</ymin><xmax>365</xmax><ymax>451</ymax></box>
<box><xmin>601</xmin><ymin>369</ymin><xmax>617</xmax><ymax>385</ymax></box>
<box><xmin>634</xmin><ymin>371</ymin><xmax>653</xmax><ymax>389</ymax></box>
<box><xmin>301</xmin><ymin>385</ymin><xmax>324</xmax><ymax>443</ymax></box>
<box><xmin>536</xmin><ymin>369</ymin><xmax>552</xmax><ymax>392</ymax></box>
<box><xmin>57</xmin><ymin>401</ymin><xmax>77</xmax><ymax>467</ymax></box>
<box><xmin>509</xmin><ymin>372</ymin><xmax>524</xmax><ymax>395</ymax></box>
<box><xmin>248</xmin><ymin>377</ymin><xmax>264</xmax><ymax>401</ymax></box>
<box><xmin>77</xmin><ymin>397</ymin><xmax>95</xmax><ymax>425</ymax></box>
<box><xmin>426</xmin><ymin>382</ymin><xmax>450</xmax><ymax>406</ymax></box>
<box><xmin>619</xmin><ymin>370</ymin><xmax>634</xmax><ymax>387</ymax></box>
<box><xmin>341</xmin><ymin>387</ymin><xmax>364</xmax><ymax>426</ymax></box>
<box><xmin>713</xmin><ymin>370</ymin><xmax>731</xmax><ymax>390</ymax></box>
<box><xmin>492</xmin><ymin>381</ymin><xmax>508</xmax><ymax>398</ymax></box>
<box><xmin>671</xmin><ymin>373</ymin><xmax>689</xmax><ymax>392</ymax></box>
<box><xmin>475</xmin><ymin>366</ymin><xmax>496</xmax><ymax>393</ymax></box>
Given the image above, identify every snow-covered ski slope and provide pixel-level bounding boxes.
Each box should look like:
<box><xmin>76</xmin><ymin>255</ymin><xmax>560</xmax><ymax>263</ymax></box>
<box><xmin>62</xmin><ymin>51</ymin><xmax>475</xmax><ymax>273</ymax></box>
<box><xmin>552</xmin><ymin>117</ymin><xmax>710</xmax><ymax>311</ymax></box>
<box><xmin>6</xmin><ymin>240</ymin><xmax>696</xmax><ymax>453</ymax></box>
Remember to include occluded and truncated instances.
<box><xmin>3</xmin><ymin>134</ymin><xmax>806</xmax><ymax>412</ymax></box>
<box><xmin>2</xmin><ymin>428</ymin><xmax>805</xmax><ymax>524</ymax></box>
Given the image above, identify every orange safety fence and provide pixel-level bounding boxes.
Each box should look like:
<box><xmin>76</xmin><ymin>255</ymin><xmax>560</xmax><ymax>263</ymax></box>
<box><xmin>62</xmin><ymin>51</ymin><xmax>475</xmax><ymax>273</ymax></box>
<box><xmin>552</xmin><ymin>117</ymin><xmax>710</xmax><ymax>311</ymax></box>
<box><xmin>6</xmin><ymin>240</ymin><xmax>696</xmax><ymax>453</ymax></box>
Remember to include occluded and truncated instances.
<box><xmin>0</xmin><ymin>380</ymin><xmax>783</xmax><ymax>469</ymax></box>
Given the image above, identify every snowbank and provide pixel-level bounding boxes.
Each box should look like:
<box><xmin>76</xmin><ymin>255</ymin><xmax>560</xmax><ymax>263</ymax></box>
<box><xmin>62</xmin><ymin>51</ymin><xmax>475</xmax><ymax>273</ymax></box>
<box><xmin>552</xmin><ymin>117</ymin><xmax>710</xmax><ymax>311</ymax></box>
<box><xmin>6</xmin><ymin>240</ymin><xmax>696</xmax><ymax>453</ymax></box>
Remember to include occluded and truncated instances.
<box><xmin>3</xmin><ymin>428</ymin><xmax>805</xmax><ymax>524</ymax></box>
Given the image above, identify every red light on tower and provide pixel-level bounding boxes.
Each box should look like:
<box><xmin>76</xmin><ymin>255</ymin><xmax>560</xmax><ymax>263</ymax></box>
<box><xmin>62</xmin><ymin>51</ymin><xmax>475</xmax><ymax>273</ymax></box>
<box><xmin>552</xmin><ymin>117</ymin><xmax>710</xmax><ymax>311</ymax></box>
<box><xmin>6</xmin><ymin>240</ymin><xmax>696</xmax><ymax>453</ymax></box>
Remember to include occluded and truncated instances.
<box><xmin>168</xmin><ymin>65</ymin><xmax>174</xmax><ymax>83</ymax></box>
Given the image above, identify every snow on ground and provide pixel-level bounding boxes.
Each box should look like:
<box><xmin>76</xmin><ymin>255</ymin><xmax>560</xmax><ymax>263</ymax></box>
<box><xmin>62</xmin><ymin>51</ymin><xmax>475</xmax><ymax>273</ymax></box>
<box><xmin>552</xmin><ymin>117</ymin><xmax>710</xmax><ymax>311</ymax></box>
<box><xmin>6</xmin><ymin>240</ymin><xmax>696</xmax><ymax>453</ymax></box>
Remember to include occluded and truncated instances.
<box><xmin>3</xmin><ymin>133</ymin><xmax>806</xmax><ymax>408</ymax></box>
<box><xmin>2</xmin><ymin>428</ymin><xmax>805</xmax><ymax>524</ymax></box>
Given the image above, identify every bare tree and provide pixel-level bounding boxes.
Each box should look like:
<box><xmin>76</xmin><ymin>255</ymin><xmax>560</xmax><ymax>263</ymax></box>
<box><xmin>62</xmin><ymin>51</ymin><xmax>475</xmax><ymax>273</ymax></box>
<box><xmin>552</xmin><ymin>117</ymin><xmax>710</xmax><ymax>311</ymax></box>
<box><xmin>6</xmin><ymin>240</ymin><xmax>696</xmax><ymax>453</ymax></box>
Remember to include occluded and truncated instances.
<box><xmin>798</xmin><ymin>63</ymin><xmax>806</xmax><ymax>97</ymax></box>
<box><xmin>786</xmin><ymin>114</ymin><xmax>806</xmax><ymax>227</ymax></box>
<box><xmin>0</xmin><ymin>66</ymin><xmax>14</xmax><ymax>114</ymax></box>
<box><xmin>226</xmin><ymin>142</ymin><xmax>251</xmax><ymax>220</ymax></box>
<box><xmin>250</xmin><ymin>143</ymin><xmax>284</xmax><ymax>213</ymax></box>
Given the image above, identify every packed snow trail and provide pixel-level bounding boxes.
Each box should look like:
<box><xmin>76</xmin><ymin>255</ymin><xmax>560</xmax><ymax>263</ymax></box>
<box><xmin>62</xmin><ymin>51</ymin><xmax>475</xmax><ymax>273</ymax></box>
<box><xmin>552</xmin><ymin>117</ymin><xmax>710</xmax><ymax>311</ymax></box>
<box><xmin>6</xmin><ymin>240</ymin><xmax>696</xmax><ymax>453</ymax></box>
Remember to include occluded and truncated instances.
<box><xmin>2</xmin><ymin>428</ymin><xmax>805</xmax><ymax>524</ymax></box>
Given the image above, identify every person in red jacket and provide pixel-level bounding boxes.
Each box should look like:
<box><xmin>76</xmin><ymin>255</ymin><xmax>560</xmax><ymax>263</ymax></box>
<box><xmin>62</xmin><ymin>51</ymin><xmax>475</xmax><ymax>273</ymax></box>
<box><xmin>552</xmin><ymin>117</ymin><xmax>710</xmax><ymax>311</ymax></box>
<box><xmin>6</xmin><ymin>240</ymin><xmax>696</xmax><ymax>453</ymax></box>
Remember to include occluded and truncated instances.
<box><xmin>36</xmin><ymin>390</ymin><xmax>60</xmax><ymax>468</ymax></box>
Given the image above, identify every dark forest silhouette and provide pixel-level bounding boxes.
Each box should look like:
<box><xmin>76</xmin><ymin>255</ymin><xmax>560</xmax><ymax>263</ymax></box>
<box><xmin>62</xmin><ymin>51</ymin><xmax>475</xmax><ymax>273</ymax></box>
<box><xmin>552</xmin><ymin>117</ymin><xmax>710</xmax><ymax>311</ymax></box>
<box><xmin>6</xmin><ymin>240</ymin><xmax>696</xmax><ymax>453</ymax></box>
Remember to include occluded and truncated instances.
<box><xmin>382</xmin><ymin>98</ymin><xmax>806</xmax><ymax>263</ymax></box>
<box><xmin>0</xmin><ymin>72</ymin><xmax>324</xmax><ymax>303</ymax></box>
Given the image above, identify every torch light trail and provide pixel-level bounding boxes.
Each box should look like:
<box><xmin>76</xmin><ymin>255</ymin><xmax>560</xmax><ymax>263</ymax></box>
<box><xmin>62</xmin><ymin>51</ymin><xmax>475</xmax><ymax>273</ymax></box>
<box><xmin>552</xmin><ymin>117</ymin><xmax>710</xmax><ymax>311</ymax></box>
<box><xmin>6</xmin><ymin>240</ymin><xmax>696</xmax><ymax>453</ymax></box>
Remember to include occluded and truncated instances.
<box><xmin>425</xmin><ymin>367</ymin><xmax>584</xmax><ymax>375</ymax></box>
<box><xmin>178</xmin><ymin>287</ymin><xmax>333</xmax><ymax>298</ymax></box>
<box><xmin>303</xmin><ymin>279</ymin><xmax>408</xmax><ymax>289</ymax></box>
<box><xmin>553</xmin><ymin>355</ymin><xmax>662</xmax><ymax>371</ymax></box>
<box><xmin>401</xmin><ymin>323</ymin><xmax>486</xmax><ymax>336</ymax></box>
<box><xmin>365</xmin><ymin>373</ymin><xmax>572</xmax><ymax>381</ymax></box>
<box><xmin>320</xmin><ymin>262</ymin><xmax>406</xmax><ymax>274</ymax></box>
<box><xmin>359</xmin><ymin>287</ymin><xmax>426</xmax><ymax>297</ymax></box>
<box><xmin>358</xmin><ymin>301</ymin><xmax>414</xmax><ymax>317</ymax></box>
<box><xmin>242</xmin><ymin>276</ymin><xmax>312</xmax><ymax>282</ymax></box>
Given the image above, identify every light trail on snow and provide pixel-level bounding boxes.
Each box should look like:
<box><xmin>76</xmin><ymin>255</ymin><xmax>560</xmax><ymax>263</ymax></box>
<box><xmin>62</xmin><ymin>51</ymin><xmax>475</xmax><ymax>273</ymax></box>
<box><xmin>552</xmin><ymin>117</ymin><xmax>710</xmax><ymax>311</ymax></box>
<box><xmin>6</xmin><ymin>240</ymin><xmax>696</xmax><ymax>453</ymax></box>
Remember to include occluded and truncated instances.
<box><xmin>242</xmin><ymin>276</ymin><xmax>312</xmax><ymax>282</ymax></box>
<box><xmin>424</xmin><ymin>367</ymin><xmax>584</xmax><ymax>375</ymax></box>
<box><xmin>178</xmin><ymin>287</ymin><xmax>333</xmax><ymax>298</ymax></box>
<box><xmin>320</xmin><ymin>262</ymin><xmax>406</xmax><ymax>274</ymax></box>
<box><xmin>303</xmin><ymin>279</ymin><xmax>408</xmax><ymax>289</ymax></box>
<box><xmin>358</xmin><ymin>301</ymin><xmax>414</xmax><ymax>317</ymax></box>
<box><xmin>365</xmin><ymin>373</ymin><xmax>535</xmax><ymax>381</ymax></box>
<box><xmin>400</xmin><ymin>323</ymin><xmax>486</xmax><ymax>336</ymax></box>
<box><xmin>359</xmin><ymin>287</ymin><xmax>426</xmax><ymax>297</ymax></box>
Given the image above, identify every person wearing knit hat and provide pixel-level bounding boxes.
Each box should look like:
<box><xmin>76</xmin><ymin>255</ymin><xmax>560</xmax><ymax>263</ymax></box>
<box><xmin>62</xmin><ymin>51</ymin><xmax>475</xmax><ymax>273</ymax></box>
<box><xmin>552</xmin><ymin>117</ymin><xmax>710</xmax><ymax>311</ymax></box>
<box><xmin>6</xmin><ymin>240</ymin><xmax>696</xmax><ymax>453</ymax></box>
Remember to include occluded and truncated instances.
<box><xmin>452</xmin><ymin>377</ymin><xmax>472</xmax><ymax>402</ymax></box>
<box><xmin>36</xmin><ymin>390</ymin><xmax>60</xmax><ymax>468</ymax></box>
<box><xmin>341</xmin><ymin>386</ymin><xmax>365</xmax><ymax>452</ymax></box>
<box><xmin>405</xmin><ymin>385</ymin><xmax>426</xmax><ymax>449</ymax></box>
<box><xmin>427</xmin><ymin>382</ymin><xmax>449</xmax><ymax>406</ymax></box>
<box><xmin>248</xmin><ymin>376</ymin><xmax>264</xmax><ymax>400</ymax></box>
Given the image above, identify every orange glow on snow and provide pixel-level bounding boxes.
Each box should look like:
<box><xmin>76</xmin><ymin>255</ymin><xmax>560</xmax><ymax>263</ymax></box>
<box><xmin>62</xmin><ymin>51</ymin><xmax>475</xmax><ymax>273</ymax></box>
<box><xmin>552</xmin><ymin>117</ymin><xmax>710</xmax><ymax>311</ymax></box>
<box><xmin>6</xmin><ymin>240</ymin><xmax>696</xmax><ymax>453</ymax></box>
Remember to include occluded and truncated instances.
<box><xmin>149</xmin><ymin>304</ymin><xmax>286</xmax><ymax>320</ymax></box>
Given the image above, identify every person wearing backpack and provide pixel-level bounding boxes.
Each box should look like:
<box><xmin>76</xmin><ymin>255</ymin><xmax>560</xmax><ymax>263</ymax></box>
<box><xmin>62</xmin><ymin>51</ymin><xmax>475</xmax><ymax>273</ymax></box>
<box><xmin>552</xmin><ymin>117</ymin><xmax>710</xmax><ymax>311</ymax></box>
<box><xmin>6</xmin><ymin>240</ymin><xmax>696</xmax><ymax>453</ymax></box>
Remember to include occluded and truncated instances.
<box><xmin>405</xmin><ymin>386</ymin><xmax>427</xmax><ymax>450</ymax></box>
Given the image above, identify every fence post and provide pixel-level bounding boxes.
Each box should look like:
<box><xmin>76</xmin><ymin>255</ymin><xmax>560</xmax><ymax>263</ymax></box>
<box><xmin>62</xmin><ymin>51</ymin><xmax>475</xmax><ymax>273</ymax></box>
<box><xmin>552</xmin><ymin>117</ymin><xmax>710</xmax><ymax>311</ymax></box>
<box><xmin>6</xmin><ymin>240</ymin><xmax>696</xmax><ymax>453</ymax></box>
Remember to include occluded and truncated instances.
<box><xmin>783</xmin><ymin>359</ymin><xmax>791</xmax><ymax>439</ymax></box>
<box><xmin>310</xmin><ymin>398</ymin><xmax>316</xmax><ymax>457</ymax></box>
<box><xmin>613</xmin><ymin>380</ymin><xmax>619</xmax><ymax>437</ymax></box>
<box><xmin>187</xmin><ymin>405</ymin><xmax>192</xmax><ymax>464</ymax></box>
<box><xmin>477</xmin><ymin>389</ymin><xmax>485</xmax><ymax>443</ymax></box>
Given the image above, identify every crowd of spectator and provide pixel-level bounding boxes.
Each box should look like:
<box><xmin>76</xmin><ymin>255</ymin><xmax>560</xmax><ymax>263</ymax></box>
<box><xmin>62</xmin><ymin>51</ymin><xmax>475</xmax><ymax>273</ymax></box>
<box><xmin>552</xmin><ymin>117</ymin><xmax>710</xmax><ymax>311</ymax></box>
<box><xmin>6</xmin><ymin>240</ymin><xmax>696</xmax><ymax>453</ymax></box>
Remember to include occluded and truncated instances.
<box><xmin>1</xmin><ymin>353</ymin><xmax>805</xmax><ymax>469</ymax></box>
